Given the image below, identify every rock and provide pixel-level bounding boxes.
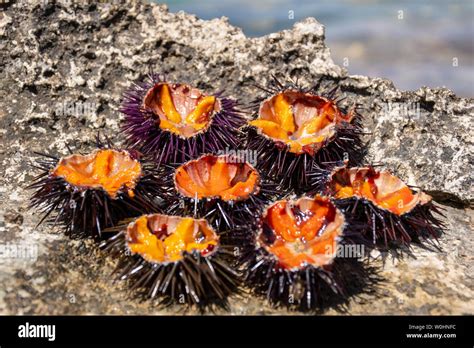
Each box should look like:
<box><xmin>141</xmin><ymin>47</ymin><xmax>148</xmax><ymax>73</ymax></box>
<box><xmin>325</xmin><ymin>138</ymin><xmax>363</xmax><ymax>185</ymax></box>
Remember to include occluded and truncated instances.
<box><xmin>3</xmin><ymin>209</ymin><xmax>24</xmax><ymax>226</ymax></box>
<box><xmin>0</xmin><ymin>1</ymin><xmax>472</xmax><ymax>315</ymax></box>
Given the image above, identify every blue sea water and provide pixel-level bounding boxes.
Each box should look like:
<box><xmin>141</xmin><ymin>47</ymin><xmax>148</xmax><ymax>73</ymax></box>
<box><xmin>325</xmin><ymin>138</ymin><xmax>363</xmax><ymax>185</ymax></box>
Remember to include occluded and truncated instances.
<box><xmin>160</xmin><ymin>0</ymin><xmax>474</xmax><ymax>97</ymax></box>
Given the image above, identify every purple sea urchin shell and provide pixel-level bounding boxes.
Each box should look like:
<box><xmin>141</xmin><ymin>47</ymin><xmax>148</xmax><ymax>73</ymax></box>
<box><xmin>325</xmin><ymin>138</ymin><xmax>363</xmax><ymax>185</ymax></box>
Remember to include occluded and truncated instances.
<box><xmin>120</xmin><ymin>74</ymin><xmax>245</xmax><ymax>165</ymax></box>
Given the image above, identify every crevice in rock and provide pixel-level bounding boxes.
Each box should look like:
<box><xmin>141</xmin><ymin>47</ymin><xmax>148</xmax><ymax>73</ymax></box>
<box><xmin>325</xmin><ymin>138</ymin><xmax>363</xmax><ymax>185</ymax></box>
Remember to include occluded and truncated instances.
<box><xmin>427</xmin><ymin>191</ymin><xmax>472</xmax><ymax>209</ymax></box>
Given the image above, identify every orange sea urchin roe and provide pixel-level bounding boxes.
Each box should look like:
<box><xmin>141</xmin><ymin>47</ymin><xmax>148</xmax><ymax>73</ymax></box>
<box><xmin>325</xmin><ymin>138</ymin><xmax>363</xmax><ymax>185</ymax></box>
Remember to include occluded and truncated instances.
<box><xmin>143</xmin><ymin>83</ymin><xmax>218</xmax><ymax>137</ymax></box>
<box><xmin>126</xmin><ymin>214</ymin><xmax>218</xmax><ymax>263</ymax></box>
<box><xmin>249</xmin><ymin>91</ymin><xmax>352</xmax><ymax>155</ymax></box>
<box><xmin>51</xmin><ymin>149</ymin><xmax>141</xmax><ymax>199</ymax></box>
<box><xmin>174</xmin><ymin>155</ymin><xmax>260</xmax><ymax>201</ymax></box>
<box><xmin>329</xmin><ymin>167</ymin><xmax>432</xmax><ymax>215</ymax></box>
<box><xmin>259</xmin><ymin>196</ymin><xmax>345</xmax><ymax>270</ymax></box>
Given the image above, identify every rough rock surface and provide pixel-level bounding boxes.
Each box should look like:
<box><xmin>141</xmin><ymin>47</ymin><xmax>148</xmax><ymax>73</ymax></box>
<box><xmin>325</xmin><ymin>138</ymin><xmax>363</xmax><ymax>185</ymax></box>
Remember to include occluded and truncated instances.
<box><xmin>0</xmin><ymin>1</ymin><xmax>472</xmax><ymax>315</ymax></box>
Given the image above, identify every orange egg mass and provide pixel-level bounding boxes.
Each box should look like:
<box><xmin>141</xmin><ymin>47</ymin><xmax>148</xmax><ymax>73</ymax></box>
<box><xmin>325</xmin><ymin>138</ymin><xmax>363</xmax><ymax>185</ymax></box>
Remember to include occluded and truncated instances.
<box><xmin>51</xmin><ymin>149</ymin><xmax>142</xmax><ymax>199</ymax></box>
<box><xmin>249</xmin><ymin>91</ymin><xmax>353</xmax><ymax>155</ymax></box>
<box><xmin>174</xmin><ymin>155</ymin><xmax>260</xmax><ymax>201</ymax></box>
<box><xmin>143</xmin><ymin>83</ymin><xmax>220</xmax><ymax>138</ymax></box>
<box><xmin>125</xmin><ymin>214</ymin><xmax>219</xmax><ymax>263</ymax></box>
<box><xmin>258</xmin><ymin>196</ymin><xmax>345</xmax><ymax>270</ymax></box>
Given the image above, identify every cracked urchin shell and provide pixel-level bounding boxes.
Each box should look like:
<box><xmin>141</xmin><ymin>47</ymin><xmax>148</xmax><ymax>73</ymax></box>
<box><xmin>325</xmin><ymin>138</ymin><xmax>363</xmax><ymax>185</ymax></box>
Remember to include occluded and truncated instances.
<box><xmin>164</xmin><ymin>153</ymin><xmax>285</xmax><ymax>232</ymax></box>
<box><xmin>28</xmin><ymin>144</ymin><xmax>171</xmax><ymax>240</ymax></box>
<box><xmin>120</xmin><ymin>74</ymin><xmax>245</xmax><ymax>165</ymax></box>
<box><xmin>323</xmin><ymin>164</ymin><xmax>445</xmax><ymax>250</ymax></box>
<box><xmin>242</xmin><ymin>195</ymin><xmax>379</xmax><ymax>312</ymax></box>
<box><xmin>100</xmin><ymin>213</ymin><xmax>240</xmax><ymax>309</ymax></box>
<box><xmin>245</xmin><ymin>76</ymin><xmax>366</xmax><ymax>193</ymax></box>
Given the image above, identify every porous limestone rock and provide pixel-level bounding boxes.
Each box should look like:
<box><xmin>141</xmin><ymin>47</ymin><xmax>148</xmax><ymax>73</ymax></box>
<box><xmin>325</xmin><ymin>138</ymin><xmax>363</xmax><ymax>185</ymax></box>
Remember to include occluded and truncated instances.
<box><xmin>0</xmin><ymin>1</ymin><xmax>472</xmax><ymax>315</ymax></box>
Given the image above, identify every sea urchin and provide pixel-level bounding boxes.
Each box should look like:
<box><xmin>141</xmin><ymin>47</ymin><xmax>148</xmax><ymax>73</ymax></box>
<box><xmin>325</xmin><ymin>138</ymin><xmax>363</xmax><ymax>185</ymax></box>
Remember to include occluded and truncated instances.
<box><xmin>325</xmin><ymin>165</ymin><xmax>445</xmax><ymax>249</ymax></box>
<box><xmin>246</xmin><ymin>77</ymin><xmax>365</xmax><ymax>191</ymax></box>
<box><xmin>244</xmin><ymin>195</ymin><xmax>376</xmax><ymax>311</ymax></box>
<box><xmin>100</xmin><ymin>213</ymin><xmax>239</xmax><ymax>308</ymax></box>
<box><xmin>29</xmin><ymin>147</ymin><xmax>167</xmax><ymax>239</ymax></box>
<box><xmin>121</xmin><ymin>75</ymin><xmax>245</xmax><ymax>165</ymax></box>
<box><xmin>168</xmin><ymin>154</ymin><xmax>280</xmax><ymax>231</ymax></box>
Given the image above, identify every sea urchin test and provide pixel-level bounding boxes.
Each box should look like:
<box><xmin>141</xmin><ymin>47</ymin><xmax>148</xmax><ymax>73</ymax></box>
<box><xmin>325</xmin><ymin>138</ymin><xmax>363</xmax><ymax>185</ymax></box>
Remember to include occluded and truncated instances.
<box><xmin>257</xmin><ymin>196</ymin><xmax>344</xmax><ymax>270</ymax></box>
<box><xmin>244</xmin><ymin>195</ymin><xmax>377</xmax><ymax>311</ymax></box>
<box><xmin>121</xmin><ymin>76</ymin><xmax>244</xmax><ymax>164</ymax></box>
<box><xmin>168</xmin><ymin>154</ymin><xmax>279</xmax><ymax>230</ymax></box>
<box><xmin>250</xmin><ymin>90</ymin><xmax>354</xmax><ymax>156</ymax></box>
<box><xmin>101</xmin><ymin>213</ymin><xmax>239</xmax><ymax>308</ymax></box>
<box><xmin>247</xmin><ymin>78</ymin><xmax>364</xmax><ymax>192</ymax></box>
<box><xmin>174</xmin><ymin>154</ymin><xmax>260</xmax><ymax>201</ymax></box>
<box><xmin>52</xmin><ymin>149</ymin><xmax>141</xmax><ymax>199</ymax></box>
<box><xmin>143</xmin><ymin>83</ymin><xmax>218</xmax><ymax>138</ymax></box>
<box><xmin>29</xmin><ymin>147</ymin><xmax>165</xmax><ymax>239</ymax></box>
<box><xmin>326</xmin><ymin>165</ymin><xmax>444</xmax><ymax>247</ymax></box>
<box><xmin>126</xmin><ymin>214</ymin><xmax>218</xmax><ymax>263</ymax></box>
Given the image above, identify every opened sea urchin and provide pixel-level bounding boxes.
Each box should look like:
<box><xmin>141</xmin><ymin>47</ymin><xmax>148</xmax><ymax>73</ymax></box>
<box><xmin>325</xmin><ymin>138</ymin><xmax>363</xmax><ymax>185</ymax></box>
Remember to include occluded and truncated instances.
<box><xmin>246</xmin><ymin>77</ymin><xmax>365</xmax><ymax>191</ymax></box>
<box><xmin>244</xmin><ymin>195</ymin><xmax>377</xmax><ymax>311</ymax></box>
<box><xmin>101</xmin><ymin>213</ymin><xmax>239</xmax><ymax>308</ymax></box>
<box><xmin>29</xmin><ymin>147</ymin><xmax>167</xmax><ymax>239</ymax></box>
<box><xmin>121</xmin><ymin>75</ymin><xmax>245</xmax><ymax>164</ymax></box>
<box><xmin>169</xmin><ymin>154</ymin><xmax>280</xmax><ymax>231</ymax></box>
<box><xmin>325</xmin><ymin>165</ymin><xmax>444</xmax><ymax>249</ymax></box>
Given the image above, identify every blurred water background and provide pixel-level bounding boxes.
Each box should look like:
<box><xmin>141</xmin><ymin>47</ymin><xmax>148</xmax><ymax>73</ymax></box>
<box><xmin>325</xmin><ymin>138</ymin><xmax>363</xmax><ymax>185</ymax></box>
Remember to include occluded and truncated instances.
<box><xmin>160</xmin><ymin>0</ymin><xmax>474</xmax><ymax>97</ymax></box>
